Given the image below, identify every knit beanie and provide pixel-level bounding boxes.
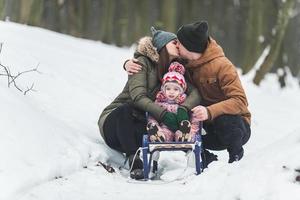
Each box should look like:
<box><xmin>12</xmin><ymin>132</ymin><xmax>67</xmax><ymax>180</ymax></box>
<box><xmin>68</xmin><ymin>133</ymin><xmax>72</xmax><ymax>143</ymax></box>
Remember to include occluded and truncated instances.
<box><xmin>151</xmin><ymin>27</ymin><xmax>177</xmax><ymax>52</ymax></box>
<box><xmin>177</xmin><ymin>21</ymin><xmax>209</xmax><ymax>53</ymax></box>
<box><xmin>161</xmin><ymin>62</ymin><xmax>187</xmax><ymax>94</ymax></box>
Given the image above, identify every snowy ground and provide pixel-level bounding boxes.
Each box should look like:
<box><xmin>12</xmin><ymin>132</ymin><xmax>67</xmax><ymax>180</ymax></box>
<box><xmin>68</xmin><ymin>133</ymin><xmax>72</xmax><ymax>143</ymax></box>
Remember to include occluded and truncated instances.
<box><xmin>0</xmin><ymin>21</ymin><xmax>300</xmax><ymax>200</ymax></box>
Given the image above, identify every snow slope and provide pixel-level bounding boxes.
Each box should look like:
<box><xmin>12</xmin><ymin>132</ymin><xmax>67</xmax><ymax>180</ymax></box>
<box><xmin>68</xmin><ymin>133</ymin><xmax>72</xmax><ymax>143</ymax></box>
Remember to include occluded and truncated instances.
<box><xmin>0</xmin><ymin>21</ymin><xmax>300</xmax><ymax>200</ymax></box>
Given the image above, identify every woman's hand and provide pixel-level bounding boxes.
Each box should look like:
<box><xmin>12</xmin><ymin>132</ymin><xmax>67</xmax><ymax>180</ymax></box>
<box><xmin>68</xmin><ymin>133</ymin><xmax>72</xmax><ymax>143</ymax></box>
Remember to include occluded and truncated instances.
<box><xmin>124</xmin><ymin>59</ymin><xmax>142</xmax><ymax>75</ymax></box>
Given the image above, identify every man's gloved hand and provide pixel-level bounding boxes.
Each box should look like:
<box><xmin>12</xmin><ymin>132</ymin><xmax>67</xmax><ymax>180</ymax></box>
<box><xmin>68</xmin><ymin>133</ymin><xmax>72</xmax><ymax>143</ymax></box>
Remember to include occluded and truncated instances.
<box><xmin>176</xmin><ymin>106</ymin><xmax>189</xmax><ymax>124</ymax></box>
<box><xmin>161</xmin><ymin>112</ymin><xmax>179</xmax><ymax>132</ymax></box>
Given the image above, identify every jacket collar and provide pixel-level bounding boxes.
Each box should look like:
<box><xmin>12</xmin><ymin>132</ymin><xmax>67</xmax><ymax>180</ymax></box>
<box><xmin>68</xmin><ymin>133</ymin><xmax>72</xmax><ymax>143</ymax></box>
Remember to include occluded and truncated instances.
<box><xmin>135</xmin><ymin>36</ymin><xmax>159</xmax><ymax>63</ymax></box>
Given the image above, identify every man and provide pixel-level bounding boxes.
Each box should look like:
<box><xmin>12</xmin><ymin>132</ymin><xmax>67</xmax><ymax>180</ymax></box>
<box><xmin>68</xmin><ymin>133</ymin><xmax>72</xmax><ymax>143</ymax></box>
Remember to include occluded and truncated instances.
<box><xmin>125</xmin><ymin>21</ymin><xmax>251</xmax><ymax>163</ymax></box>
<box><xmin>176</xmin><ymin>21</ymin><xmax>251</xmax><ymax>163</ymax></box>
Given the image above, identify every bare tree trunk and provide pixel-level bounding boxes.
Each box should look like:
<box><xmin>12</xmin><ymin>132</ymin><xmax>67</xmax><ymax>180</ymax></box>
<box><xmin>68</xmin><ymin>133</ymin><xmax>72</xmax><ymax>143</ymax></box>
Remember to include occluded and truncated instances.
<box><xmin>57</xmin><ymin>0</ymin><xmax>68</xmax><ymax>35</ymax></box>
<box><xmin>66</xmin><ymin>0</ymin><xmax>81</xmax><ymax>37</ymax></box>
<box><xmin>253</xmin><ymin>0</ymin><xmax>295</xmax><ymax>85</ymax></box>
<box><xmin>0</xmin><ymin>0</ymin><xmax>5</xmax><ymax>19</ymax></box>
<box><xmin>42</xmin><ymin>0</ymin><xmax>59</xmax><ymax>31</ymax></box>
<box><xmin>161</xmin><ymin>0</ymin><xmax>177</xmax><ymax>32</ymax></box>
<box><xmin>28</xmin><ymin>0</ymin><xmax>43</xmax><ymax>26</ymax></box>
<box><xmin>2</xmin><ymin>0</ymin><xmax>13</xmax><ymax>20</ymax></box>
<box><xmin>78</xmin><ymin>0</ymin><xmax>89</xmax><ymax>38</ymax></box>
<box><xmin>242</xmin><ymin>1</ymin><xmax>265</xmax><ymax>74</ymax></box>
<box><xmin>281</xmin><ymin>0</ymin><xmax>300</xmax><ymax>77</ymax></box>
<box><xmin>135</xmin><ymin>1</ymin><xmax>149</xmax><ymax>39</ymax></box>
<box><xmin>11</xmin><ymin>0</ymin><xmax>20</xmax><ymax>22</ymax></box>
<box><xmin>126</xmin><ymin>0</ymin><xmax>137</xmax><ymax>45</ymax></box>
<box><xmin>19</xmin><ymin>0</ymin><xmax>34</xmax><ymax>24</ymax></box>
<box><xmin>100</xmin><ymin>0</ymin><xmax>114</xmax><ymax>44</ymax></box>
<box><xmin>86</xmin><ymin>0</ymin><xmax>102</xmax><ymax>40</ymax></box>
<box><xmin>113</xmin><ymin>0</ymin><xmax>123</xmax><ymax>46</ymax></box>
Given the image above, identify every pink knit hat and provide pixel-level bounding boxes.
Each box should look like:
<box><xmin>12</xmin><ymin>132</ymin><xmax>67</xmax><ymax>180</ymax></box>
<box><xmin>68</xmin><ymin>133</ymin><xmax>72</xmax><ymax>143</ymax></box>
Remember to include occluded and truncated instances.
<box><xmin>161</xmin><ymin>62</ymin><xmax>187</xmax><ymax>93</ymax></box>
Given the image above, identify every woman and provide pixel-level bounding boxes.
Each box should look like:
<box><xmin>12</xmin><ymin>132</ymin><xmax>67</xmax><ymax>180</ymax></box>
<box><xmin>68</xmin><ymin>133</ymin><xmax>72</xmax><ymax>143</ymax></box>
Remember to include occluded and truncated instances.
<box><xmin>98</xmin><ymin>27</ymin><xmax>201</xmax><ymax>180</ymax></box>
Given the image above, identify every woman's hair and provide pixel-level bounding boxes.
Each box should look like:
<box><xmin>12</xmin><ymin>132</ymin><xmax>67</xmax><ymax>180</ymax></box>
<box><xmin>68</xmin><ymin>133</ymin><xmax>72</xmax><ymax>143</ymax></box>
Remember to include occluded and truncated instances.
<box><xmin>157</xmin><ymin>47</ymin><xmax>170</xmax><ymax>79</ymax></box>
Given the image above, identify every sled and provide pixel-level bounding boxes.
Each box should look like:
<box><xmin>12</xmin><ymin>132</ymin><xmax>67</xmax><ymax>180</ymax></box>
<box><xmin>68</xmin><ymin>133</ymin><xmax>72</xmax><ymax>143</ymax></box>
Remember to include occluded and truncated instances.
<box><xmin>142</xmin><ymin>122</ymin><xmax>205</xmax><ymax>180</ymax></box>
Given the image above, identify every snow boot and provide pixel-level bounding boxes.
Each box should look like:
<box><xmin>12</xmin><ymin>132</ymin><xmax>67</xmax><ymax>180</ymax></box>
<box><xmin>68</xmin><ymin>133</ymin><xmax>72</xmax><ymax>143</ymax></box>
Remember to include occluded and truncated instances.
<box><xmin>201</xmin><ymin>149</ymin><xmax>218</xmax><ymax>168</ymax></box>
<box><xmin>128</xmin><ymin>154</ymin><xmax>144</xmax><ymax>180</ymax></box>
<box><xmin>177</xmin><ymin>120</ymin><xmax>192</xmax><ymax>142</ymax></box>
<box><xmin>228</xmin><ymin>147</ymin><xmax>244</xmax><ymax>163</ymax></box>
<box><xmin>147</xmin><ymin>123</ymin><xmax>165</xmax><ymax>142</ymax></box>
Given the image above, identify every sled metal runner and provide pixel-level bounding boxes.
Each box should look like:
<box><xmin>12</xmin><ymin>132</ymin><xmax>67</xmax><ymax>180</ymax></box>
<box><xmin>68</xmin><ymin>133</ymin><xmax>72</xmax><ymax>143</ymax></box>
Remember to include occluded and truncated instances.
<box><xmin>142</xmin><ymin>122</ymin><xmax>204</xmax><ymax>180</ymax></box>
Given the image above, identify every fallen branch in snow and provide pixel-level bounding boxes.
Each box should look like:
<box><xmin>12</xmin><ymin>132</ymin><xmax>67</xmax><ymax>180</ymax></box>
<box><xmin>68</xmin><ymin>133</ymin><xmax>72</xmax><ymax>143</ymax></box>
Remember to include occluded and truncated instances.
<box><xmin>296</xmin><ymin>175</ymin><xmax>300</xmax><ymax>182</ymax></box>
<box><xmin>282</xmin><ymin>165</ymin><xmax>300</xmax><ymax>183</ymax></box>
<box><xmin>0</xmin><ymin>43</ymin><xmax>40</xmax><ymax>95</ymax></box>
<box><xmin>296</xmin><ymin>168</ymin><xmax>300</xmax><ymax>183</ymax></box>
<box><xmin>24</xmin><ymin>83</ymin><xmax>35</xmax><ymax>95</ymax></box>
<box><xmin>96</xmin><ymin>161</ymin><xmax>115</xmax><ymax>173</ymax></box>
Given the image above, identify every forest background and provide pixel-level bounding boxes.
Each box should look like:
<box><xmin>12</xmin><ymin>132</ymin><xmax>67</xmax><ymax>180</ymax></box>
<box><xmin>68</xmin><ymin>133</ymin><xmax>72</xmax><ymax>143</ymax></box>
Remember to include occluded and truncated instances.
<box><xmin>1</xmin><ymin>0</ymin><xmax>299</xmax><ymax>86</ymax></box>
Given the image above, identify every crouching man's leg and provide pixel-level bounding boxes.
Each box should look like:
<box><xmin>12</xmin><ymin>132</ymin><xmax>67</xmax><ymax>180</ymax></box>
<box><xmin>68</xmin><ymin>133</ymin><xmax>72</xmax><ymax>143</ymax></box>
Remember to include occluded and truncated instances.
<box><xmin>203</xmin><ymin>114</ymin><xmax>251</xmax><ymax>163</ymax></box>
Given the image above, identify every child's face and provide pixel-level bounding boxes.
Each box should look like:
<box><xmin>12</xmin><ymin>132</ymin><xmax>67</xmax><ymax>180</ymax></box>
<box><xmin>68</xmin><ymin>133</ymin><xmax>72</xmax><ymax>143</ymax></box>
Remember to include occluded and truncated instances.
<box><xmin>164</xmin><ymin>83</ymin><xmax>181</xmax><ymax>101</ymax></box>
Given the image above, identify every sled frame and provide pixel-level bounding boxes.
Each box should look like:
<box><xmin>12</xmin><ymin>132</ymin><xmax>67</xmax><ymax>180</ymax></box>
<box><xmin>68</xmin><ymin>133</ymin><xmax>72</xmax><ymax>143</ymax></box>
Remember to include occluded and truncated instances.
<box><xmin>142</xmin><ymin>122</ymin><xmax>204</xmax><ymax>180</ymax></box>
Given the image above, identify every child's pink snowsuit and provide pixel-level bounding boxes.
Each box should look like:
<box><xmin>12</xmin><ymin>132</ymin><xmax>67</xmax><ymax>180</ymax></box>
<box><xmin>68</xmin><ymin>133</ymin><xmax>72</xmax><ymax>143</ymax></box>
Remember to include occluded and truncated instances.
<box><xmin>147</xmin><ymin>92</ymin><xmax>199</xmax><ymax>142</ymax></box>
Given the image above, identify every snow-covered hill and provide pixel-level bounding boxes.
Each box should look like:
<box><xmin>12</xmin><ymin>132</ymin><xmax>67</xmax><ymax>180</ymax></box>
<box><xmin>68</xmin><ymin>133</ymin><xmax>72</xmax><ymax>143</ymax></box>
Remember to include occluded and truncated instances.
<box><xmin>1</xmin><ymin>21</ymin><xmax>299</xmax><ymax>200</ymax></box>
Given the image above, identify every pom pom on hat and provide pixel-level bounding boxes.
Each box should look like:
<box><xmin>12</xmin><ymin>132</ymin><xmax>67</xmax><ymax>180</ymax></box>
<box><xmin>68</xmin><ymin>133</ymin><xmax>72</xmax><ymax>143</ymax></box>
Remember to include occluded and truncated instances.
<box><xmin>168</xmin><ymin>61</ymin><xmax>185</xmax><ymax>75</ymax></box>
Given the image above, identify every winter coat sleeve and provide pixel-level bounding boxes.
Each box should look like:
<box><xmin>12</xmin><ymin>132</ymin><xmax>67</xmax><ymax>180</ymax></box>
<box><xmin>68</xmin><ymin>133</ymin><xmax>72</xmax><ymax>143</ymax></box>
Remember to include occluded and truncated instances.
<box><xmin>128</xmin><ymin>57</ymin><xmax>166</xmax><ymax>121</ymax></box>
<box><xmin>181</xmin><ymin>81</ymin><xmax>201</xmax><ymax>110</ymax></box>
<box><xmin>206</xmin><ymin>62</ymin><xmax>248</xmax><ymax>120</ymax></box>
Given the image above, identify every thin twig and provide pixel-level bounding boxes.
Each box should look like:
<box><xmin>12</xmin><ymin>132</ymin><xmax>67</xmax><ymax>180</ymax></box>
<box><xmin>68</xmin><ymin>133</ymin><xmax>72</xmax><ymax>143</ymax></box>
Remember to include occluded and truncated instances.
<box><xmin>12</xmin><ymin>80</ymin><xmax>23</xmax><ymax>92</ymax></box>
<box><xmin>0</xmin><ymin>44</ymin><xmax>40</xmax><ymax>95</ymax></box>
<box><xmin>0</xmin><ymin>63</ymin><xmax>11</xmax><ymax>87</ymax></box>
<box><xmin>24</xmin><ymin>83</ymin><xmax>36</xmax><ymax>95</ymax></box>
<box><xmin>9</xmin><ymin>67</ymin><xmax>39</xmax><ymax>85</ymax></box>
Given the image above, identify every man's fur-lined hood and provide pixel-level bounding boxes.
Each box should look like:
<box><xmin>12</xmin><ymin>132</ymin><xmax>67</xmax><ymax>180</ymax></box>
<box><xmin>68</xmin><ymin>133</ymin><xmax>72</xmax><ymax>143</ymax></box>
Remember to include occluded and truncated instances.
<box><xmin>135</xmin><ymin>36</ymin><xmax>159</xmax><ymax>63</ymax></box>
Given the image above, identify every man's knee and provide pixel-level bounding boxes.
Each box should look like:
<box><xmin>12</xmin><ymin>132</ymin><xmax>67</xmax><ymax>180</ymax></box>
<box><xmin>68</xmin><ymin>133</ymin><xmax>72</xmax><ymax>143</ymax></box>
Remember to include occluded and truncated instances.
<box><xmin>214</xmin><ymin>114</ymin><xmax>243</xmax><ymax>130</ymax></box>
<box><xmin>212</xmin><ymin>115</ymin><xmax>245</xmax><ymax>143</ymax></box>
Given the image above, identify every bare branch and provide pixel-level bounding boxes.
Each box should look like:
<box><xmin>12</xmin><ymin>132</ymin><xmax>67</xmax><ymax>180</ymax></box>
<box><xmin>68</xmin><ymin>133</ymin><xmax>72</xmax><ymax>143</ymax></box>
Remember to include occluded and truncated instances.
<box><xmin>0</xmin><ymin>62</ymin><xmax>11</xmax><ymax>87</ymax></box>
<box><xmin>0</xmin><ymin>44</ymin><xmax>40</xmax><ymax>95</ymax></box>
<box><xmin>24</xmin><ymin>83</ymin><xmax>36</xmax><ymax>95</ymax></box>
<box><xmin>11</xmin><ymin>79</ymin><xmax>23</xmax><ymax>92</ymax></box>
<box><xmin>9</xmin><ymin>67</ymin><xmax>39</xmax><ymax>85</ymax></box>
